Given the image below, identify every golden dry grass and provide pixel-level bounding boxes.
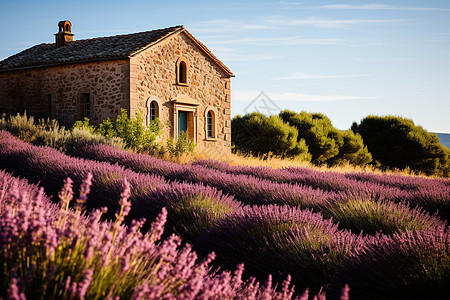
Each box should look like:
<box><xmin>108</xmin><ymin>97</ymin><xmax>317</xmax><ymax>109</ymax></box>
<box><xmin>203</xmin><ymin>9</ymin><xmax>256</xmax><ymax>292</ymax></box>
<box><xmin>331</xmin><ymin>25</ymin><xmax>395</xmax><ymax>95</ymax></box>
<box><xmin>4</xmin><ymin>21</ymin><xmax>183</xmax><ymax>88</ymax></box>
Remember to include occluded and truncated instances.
<box><xmin>190</xmin><ymin>148</ymin><xmax>424</xmax><ymax>177</ymax></box>
<box><xmin>148</xmin><ymin>145</ymin><xmax>426</xmax><ymax>178</ymax></box>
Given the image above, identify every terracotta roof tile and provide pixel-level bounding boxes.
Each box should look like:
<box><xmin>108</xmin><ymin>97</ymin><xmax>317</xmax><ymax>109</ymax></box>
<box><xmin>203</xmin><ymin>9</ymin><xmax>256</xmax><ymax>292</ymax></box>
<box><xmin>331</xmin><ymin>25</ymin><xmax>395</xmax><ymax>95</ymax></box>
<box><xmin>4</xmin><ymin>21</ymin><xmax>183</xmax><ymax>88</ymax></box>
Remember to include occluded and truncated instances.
<box><xmin>0</xmin><ymin>26</ymin><xmax>183</xmax><ymax>71</ymax></box>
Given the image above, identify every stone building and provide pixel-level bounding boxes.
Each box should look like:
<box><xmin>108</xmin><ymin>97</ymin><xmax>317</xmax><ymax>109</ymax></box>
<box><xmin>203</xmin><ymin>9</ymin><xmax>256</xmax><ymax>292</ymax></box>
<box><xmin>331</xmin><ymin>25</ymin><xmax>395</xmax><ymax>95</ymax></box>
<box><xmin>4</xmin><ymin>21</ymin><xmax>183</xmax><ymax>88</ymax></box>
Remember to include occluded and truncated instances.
<box><xmin>0</xmin><ymin>21</ymin><xmax>234</xmax><ymax>151</ymax></box>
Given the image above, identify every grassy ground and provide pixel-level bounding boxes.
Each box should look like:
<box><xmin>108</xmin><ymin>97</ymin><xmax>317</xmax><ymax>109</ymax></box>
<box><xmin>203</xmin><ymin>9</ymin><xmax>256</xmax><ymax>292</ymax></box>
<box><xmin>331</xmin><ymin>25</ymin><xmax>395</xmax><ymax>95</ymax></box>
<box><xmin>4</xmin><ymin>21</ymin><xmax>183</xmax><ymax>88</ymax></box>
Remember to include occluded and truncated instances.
<box><xmin>193</xmin><ymin>148</ymin><xmax>419</xmax><ymax>177</ymax></box>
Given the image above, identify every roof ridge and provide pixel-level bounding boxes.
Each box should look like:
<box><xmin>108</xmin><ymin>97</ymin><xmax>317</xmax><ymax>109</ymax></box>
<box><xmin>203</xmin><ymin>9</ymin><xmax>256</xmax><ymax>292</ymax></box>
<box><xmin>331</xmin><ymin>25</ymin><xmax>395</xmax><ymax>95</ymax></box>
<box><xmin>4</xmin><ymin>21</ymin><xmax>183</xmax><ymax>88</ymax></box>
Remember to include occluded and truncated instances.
<box><xmin>0</xmin><ymin>24</ymin><xmax>233</xmax><ymax>77</ymax></box>
<box><xmin>72</xmin><ymin>25</ymin><xmax>184</xmax><ymax>44</ymax></box>
<box><xmin>129</xmin><ymin>25</ymin><xmax>185</xmax><ymax>57</ymax></box>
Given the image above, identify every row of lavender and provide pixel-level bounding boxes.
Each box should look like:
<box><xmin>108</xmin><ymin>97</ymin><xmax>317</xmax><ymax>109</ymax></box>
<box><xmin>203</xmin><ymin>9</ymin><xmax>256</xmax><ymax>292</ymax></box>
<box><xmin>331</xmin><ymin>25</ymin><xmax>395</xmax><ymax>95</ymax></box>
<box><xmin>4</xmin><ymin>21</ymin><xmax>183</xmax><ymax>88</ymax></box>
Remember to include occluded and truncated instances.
<box><xmin>1</xmin><ymin>169</ymin><xmax>311</xmax><ymax>299</ymax></box>
<box><xmin>0</xmin><ymin>130</ymin><xmax>240</xmax><ymax>242</ymax></box>
<box><xmin>2</xmin><ymin>131</ymin><xmax>450</xmax><ymax>298</ymax></box>
<box><xmin>68</xmin><ymin>142</ymin><xmax>450</xmax><ymax>224</ymax></box>
<box><xmin>192</xmin><ymin>160</ymin><xmax>450</xmax><ymax>216</ymax></box>
<box><xmin>192</xmin><ymin>159</ymin><xmax>450</xmax><ymax>190</ymax></box>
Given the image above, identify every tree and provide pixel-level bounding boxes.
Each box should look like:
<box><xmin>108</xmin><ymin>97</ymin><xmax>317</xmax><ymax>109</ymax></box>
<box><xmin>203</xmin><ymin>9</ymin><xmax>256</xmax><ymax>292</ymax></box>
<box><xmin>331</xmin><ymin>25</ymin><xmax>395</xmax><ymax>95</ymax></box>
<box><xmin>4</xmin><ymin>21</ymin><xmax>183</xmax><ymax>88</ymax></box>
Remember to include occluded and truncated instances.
<box><xmin>329</xmin><ymin>129</ymin><xmax>373</xmax><ymax>166</ymax></box>
<box><xmin>352</xmin><ymin>115</ymin><xmax>450</xmax><ymax>177</ymax></box>
<box><xmin>279</xmin><ymin>110</ymin><xmax>372</xmax><ymax>166</ymax></box>
<box><xmin>231</xmin><ymin>112</ymin><xmax>310</xmax><ymax>160</ymax></box>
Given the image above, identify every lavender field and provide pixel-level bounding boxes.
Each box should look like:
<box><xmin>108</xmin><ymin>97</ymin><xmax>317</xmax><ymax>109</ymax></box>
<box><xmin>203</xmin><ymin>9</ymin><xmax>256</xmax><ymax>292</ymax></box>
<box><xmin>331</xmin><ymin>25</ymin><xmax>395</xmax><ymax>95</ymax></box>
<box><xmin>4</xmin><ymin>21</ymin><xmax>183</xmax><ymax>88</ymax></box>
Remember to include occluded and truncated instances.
<box><xmin>1</xmin><ymin>129</ymin><xmax>450</xmax><ymax>299</ymax></box>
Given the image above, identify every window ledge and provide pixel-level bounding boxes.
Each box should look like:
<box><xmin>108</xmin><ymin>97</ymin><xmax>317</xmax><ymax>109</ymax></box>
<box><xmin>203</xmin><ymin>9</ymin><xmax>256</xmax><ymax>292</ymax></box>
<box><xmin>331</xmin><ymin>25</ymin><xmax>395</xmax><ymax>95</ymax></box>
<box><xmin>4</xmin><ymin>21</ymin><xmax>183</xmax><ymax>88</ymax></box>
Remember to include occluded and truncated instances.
<box><xmin>205</xmin><ymin>137</ymin><xmax>218</xmax><ymax>142</ymax></box>
<box><xmin>177</xmin><ymin>82</ymin><xmax>189</xmax><ymax>87</ymax></box>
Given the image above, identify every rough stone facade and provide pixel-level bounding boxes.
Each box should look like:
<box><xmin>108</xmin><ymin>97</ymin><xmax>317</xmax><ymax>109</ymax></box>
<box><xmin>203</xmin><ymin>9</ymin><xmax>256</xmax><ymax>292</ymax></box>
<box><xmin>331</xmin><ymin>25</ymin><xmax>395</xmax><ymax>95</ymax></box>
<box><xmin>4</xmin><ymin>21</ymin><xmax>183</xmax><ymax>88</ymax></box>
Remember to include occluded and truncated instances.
<box><xmin>0</xmin><ymin>24</ymin><xmax>233</xmax><ymax>153</ymax></box>
<box><xmin>0</xmin><ymin>59</ymin><xmax>129</xmax><ymax>124</ymax></box>
<box><xmin>131</xmin><ymin>32</ymin><xmax>231</xmax><ymax>151</ymax></box>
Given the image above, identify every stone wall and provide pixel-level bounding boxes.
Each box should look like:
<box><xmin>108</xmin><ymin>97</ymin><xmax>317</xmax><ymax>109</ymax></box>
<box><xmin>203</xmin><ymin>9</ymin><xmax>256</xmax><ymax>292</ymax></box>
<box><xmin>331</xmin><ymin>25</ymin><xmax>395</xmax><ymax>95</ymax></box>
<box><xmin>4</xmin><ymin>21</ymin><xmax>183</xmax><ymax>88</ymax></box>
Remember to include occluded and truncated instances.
<box><xmin>130</xmin><ymin>31</ymin><xmax>232</xmax><ymax>153</ymax></box>
<box><xmin>0</xmin><ymin>59</ymin><xmax>129</xmax><ymax>125</ymax></box>
<box><xmin>0</xmin><ymin>31</ymin><xmax>232</xmax><ymax>154</ymax></box>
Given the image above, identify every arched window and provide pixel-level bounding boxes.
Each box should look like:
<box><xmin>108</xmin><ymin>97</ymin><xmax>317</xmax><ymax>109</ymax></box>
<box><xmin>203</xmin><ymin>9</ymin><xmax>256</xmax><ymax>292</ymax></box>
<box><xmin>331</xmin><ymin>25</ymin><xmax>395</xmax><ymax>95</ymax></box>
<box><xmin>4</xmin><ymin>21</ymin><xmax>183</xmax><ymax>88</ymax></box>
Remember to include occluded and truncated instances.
<box><xmin>176</xmin><ymin>57</ymin><xmax>189</xmax><ymax>85</ymax></box>
<box><xmin>150</xmin><ymin>101</ymin><xmax>156</xmax><ymax>121</ymax></box>
<box><xmin>147</xmin><ymin>99</ymin><xmax>160</xmax><ymax>127</ymax></box>
<box><xmin>205</xmin><ymin>108</ymin><xmax>216</xmax><ymax>139</ymax></box>
<box><xmin>207</xmin><ymin>111</ymin><xmax>213</xmax><ymax>138</ymax></box>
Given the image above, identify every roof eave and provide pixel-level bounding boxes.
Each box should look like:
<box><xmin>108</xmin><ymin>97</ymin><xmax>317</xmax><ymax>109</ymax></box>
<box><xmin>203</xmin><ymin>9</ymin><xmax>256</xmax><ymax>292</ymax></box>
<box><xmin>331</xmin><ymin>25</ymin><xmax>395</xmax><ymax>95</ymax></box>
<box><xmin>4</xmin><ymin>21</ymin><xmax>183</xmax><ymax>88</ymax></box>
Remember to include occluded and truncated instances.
<box><xmin>129</xmin><ymin>27</ymin><xmax>234</xmax><ymax>78</ymax></box>
<box><xmin>181</xmin><ymin>29</ymin><xmax>234</xmax><ymax>78</ymax></box>
<box><xmin>0</xmin><ymin>56</ymin><xmax>130</xmax><ymax>73</ymax></box>
<box><xmin>129</xmin><ymin>26</ymin><xmax>185</xmax><ymax>58</ymax></box>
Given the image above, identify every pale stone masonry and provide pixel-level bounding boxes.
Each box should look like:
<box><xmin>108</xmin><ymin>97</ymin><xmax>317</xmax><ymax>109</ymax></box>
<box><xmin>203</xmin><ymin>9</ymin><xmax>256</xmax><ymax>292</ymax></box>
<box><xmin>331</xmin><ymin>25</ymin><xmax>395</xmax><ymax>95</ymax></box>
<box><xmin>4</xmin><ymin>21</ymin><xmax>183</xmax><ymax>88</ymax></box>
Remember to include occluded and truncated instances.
<box><xmin>0</xmin><ymin>21</ymin><xmax>234</xmax><ymax>152</ymax></box>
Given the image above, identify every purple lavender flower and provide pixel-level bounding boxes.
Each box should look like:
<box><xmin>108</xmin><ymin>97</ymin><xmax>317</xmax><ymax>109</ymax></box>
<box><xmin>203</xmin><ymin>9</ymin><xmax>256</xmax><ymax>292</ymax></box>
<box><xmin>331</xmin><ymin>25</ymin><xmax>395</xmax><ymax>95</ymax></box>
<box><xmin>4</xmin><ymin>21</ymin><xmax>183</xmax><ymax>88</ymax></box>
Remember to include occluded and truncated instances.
<box><xmin>77</xmin><ymin>268</ymin><xmax>93</xmax><ymax>299</ymax></box>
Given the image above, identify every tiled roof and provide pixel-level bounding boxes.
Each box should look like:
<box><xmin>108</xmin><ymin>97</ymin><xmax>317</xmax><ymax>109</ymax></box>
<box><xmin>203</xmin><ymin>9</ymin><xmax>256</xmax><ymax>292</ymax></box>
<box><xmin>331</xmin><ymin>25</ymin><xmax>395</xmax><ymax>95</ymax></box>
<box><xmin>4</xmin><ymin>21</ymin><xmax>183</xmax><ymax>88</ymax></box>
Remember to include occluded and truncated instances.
<box><xmin>0</xmin><ymin>26</ymin><xmax>184</xmax><ymax>71</ymax></box>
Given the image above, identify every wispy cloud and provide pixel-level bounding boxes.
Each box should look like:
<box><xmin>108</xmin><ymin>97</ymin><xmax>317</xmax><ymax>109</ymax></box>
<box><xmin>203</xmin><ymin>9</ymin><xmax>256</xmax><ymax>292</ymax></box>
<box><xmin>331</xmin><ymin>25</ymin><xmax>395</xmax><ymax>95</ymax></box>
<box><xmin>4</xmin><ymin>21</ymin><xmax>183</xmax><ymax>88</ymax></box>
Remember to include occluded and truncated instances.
<box><xmin>318</xmin><ymin>4</ymin><xmax>450</xmax><ymax>12</ymax></box>
<box><xmin>278</xmin><ymin>72</ymin><xmax>368</xmax><ymax>80</ymax></box>
<box><xmin>267</xmin><ymin>16</ymin><xmax>401</xmax><ymax>28</ymax></box>
<box><xmin>277</xmin><ymin>92</ymin><xmax>374</xmax><ymax>102</ymax></box>
<box><xmin>233</xmin><ymin>89</ymin><xmax>374</xmax><ymax>102</ymax></box>
<box><xmin>78</xmin><ymin>29</ymin><xmax>132</xmax><ymax>36</ymax></box>
<box><xmin>190</xmin><ymin>19</ymin><xmax>269</xmax><ymax>33</ymax></box>
<box><xmin>203</xmin><ymin>36</ymin><xmax>344</xmax><ymax>45</ymax></box>
<box><xmin>353</xmin><ymin>57</ymin><xmax>412</xmax><ymax>62</ymax></box>
<box><xmin>207</xmin><ymin>46</ymin><xmax>281</xmax><ymax>61</ymax></box>
<box><xmin>219</xmin><ymin>54</ymin><xmax>282</xmax><ymax>62</ymax></box>
<box><xmin>279</xmin><ymin>1</ymin><xmax>304</xmax><ymax>5</ymax></box>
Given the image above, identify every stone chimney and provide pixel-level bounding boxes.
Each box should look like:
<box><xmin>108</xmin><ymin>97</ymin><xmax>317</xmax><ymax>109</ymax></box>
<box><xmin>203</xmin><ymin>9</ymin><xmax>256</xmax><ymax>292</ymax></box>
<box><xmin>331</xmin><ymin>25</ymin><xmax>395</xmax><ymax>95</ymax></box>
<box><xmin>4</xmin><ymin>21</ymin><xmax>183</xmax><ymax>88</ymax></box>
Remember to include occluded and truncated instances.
<box><xmin>55</xmin><ymin>20</ymin><xmax>74</xmax><ymax>47</ymax></box>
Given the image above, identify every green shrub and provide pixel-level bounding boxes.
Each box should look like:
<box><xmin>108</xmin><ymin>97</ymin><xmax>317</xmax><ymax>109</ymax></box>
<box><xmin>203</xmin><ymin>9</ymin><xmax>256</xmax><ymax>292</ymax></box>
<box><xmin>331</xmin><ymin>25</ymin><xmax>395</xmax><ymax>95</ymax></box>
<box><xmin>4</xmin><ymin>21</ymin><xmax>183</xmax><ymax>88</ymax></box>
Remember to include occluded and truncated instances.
<box><xmin>166</xmin><ymin>131</ymin><xmax>196</xmax><ymax>158</ymax></box>
<box><xmin>71</xmin><ymin>109</ymin><xmax>161</xmax><ymax>152</ymax></box>
<box><xmin>322</xmin><ymin>199</ymin><xmax>446</xmax><ymax>235</ymax></box>
<box><xmin>0</xmin><ymin>112</ymin><xmax>124</xmax><ymax>151</ymax></box>
<box><xmin>67</xmin><ymin>127</ymin><xmax>125</xmax><ymax>150</ymax></box>
<box><xmin>279</xmin><ymin>110</ymin><xmax>338</xmax><ymax>164</ymax></box>
<box><xmin>98</xmin><ymin>109</ymin><xmax>161</xmax><ymax>151</ymax></box>
<box><xmin>34</xmin><ymin>118</ymin><xmax>70</xmax><ymax>150</ymax></box>
<box><xmin>352</xmin><ymin>115</ymin><xmax>450</xmax><ymax>177</ymax></box>
<box><xmin>0</xmin><ymin>112</ymin><xmax>39</xmax><ymax>142</ymax></box>
<box><xmin>231</xmin><ymin>112</ymin><xmax>310</xmax><ymax>160</ymax></box>
<box><xmin>329</xmin><ymin>129</ymin><xmax>373</xmax><ymax>166</ymax></box>
<box><xmin>279</xmin><ymin>110</ymin><xmax>372</xmax><ymax>166</ymax></box>
<box><xmin>73</xmin><ymin>117</ymin><xmax>96</xmax><ymax>134</ymax></box>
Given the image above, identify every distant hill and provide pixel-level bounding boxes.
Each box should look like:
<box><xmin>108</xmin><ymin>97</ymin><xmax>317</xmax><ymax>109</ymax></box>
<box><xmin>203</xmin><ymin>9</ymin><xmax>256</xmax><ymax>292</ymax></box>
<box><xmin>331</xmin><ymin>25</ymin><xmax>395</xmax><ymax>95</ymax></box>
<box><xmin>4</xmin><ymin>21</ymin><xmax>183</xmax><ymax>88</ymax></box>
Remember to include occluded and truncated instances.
<box><xmin>435</xmin><ymin>132</ymin><xmax>450</xmax><ymax>149</ymax></box>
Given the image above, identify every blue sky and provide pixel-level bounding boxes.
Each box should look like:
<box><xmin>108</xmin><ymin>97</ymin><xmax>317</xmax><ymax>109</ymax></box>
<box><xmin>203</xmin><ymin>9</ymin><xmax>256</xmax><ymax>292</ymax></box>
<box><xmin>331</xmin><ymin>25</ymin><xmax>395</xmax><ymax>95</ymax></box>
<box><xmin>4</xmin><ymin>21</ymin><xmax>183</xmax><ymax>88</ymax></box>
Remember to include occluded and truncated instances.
<box><xmin>1</xmin><ymin>0</ymin><xmax>449</xmax><ymax>132</ymax></box>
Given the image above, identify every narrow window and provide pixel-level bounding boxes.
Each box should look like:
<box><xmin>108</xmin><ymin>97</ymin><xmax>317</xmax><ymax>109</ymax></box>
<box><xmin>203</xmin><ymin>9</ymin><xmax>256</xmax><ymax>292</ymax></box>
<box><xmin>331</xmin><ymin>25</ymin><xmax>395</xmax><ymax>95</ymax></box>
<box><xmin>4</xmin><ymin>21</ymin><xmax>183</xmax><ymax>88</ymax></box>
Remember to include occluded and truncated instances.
<box><xmin>179</xmin><ymin>61</ymin><xmax>187</xmax><ymax>84</ymax></box>
<box><xmin>206</xmin><ymin>110</ymin><xmax>216</xmax><ymax>139</ymax></box>
<box><xmin>147</xmin><ymin>100</ymin><xmax>159</xmax><ymax>126</ymax></box>
<box><xmin>81</xmin><ymin>93</ymin><xmax>91</xmax><ymax>119</ymax></box>
<box><xmin>176</xmin><ymin>58</ymin><xmax>188</xmax><ymax>85</ymax></box>
<box><xmin>47</xmin><ymin>94</ymin><xmax>52</xmax><ymax>118</ymax></box>
<box><xmin>150</xmin><ymin>102</ymin><xmax>156</xmax><ymax>121</ymax></box>
<box><xmin>207</xmin><ymin>111</ymin><xmax>213</xmax><ymax>138</ymax></box>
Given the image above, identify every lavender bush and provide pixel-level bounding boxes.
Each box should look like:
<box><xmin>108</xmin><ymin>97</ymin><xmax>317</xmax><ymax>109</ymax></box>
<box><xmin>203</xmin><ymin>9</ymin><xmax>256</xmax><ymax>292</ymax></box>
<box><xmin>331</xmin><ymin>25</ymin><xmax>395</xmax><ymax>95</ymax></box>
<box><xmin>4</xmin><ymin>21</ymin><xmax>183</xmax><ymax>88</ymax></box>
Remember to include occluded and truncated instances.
<box><xmin>195</xmin><ymin>205</ymin><xmax>367</xmax><ymax>294</ymax></box>
<box><xmin>1</xmin><ymin>171</ymin><xmax>311</xmax><ymax>299</ymax></box>
<box><xmin>3</xmin><ymin>126</ymin><xmax>450</xmax><ymax>299</ymax></box>
<box><xmin>195</xmin><ymin>159</ymin><xmax>450</xmax><ymax>220</ymax></box>
<box><xmin>67</xmin><ymin>142</ymin><xmax>334</xmax><ymax>209</ymax></box>
<box><xmin>329</xmin><ymin>227</ymin><xmax>450</xmax><ymax>299</ymax></box>
<box><xmin>0</xmin><ymin>131</ymin><xmax>240</xmax><ymax>242</ymax></box>
<box><xmin>322</xmin><ymin>198</ymin><xmax>446</xmax><ymax>235</ymax></box>
<box><xmin>68</xmin><ymin>142</ymin><xmax>450</xmax><ymax>223</ymax></box>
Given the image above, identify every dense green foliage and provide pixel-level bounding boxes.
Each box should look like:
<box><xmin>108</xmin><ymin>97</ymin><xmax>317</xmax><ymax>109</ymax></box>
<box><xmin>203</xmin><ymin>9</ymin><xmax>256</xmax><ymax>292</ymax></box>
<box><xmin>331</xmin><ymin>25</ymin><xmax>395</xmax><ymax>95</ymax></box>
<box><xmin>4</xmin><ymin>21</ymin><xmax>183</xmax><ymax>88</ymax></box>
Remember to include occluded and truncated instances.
<box><xmin>280</xmin><ymin>110</ymin><xmax>372</xmax><ymax>166</ymax></box>
<box><xmin>0</xmin><ymin>112</ymin><xmax>124</xmax><ymax>150</ymax></box>
<box><xmin>352</xmin><ymin>115</ymin><xmax>450</xmax><ymax>177</ymax></box>
<box><xmin>231</xmin><ymin>110</ymin><xmax>371</xmax><ymax>167</ymax></box>
<box><xmin>166</xmin><ymin>131</ymin><xmax>196</xmax><ymax>158</ymax></box>
<box><xmin>231</xmin><ymin>112</ymin><xmax>311</xmax><ymax>160</ymax></box>
<box><xmin>73</xmin><ymin>108</ymin><xmax>161</xmax><ymax>151</ymax></box>
<box><xmin>1</xmin><ymin>111</ymin><xmax>195</xmax><ymax>159</ymax></box>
